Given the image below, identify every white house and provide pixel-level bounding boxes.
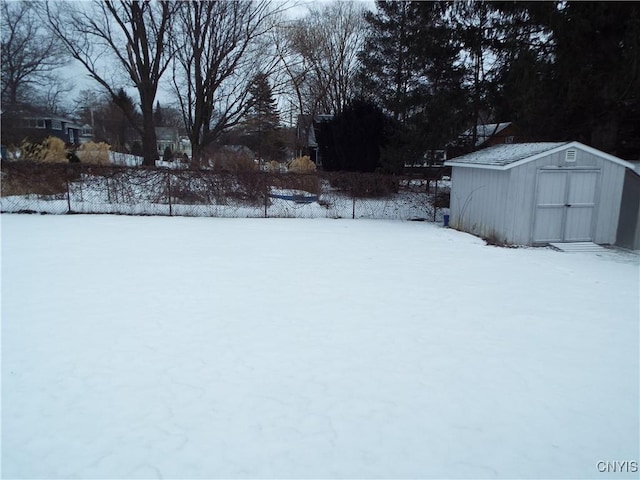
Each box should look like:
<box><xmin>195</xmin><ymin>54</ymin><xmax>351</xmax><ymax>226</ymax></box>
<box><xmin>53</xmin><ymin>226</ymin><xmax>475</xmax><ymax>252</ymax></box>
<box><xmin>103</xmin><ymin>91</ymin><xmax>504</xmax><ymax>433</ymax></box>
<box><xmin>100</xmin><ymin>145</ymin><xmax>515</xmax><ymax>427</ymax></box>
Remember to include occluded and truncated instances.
<box><xmin>444</xmin><ymin>142</ymin><xmax>638</xmax><ymax>247</ymax></box>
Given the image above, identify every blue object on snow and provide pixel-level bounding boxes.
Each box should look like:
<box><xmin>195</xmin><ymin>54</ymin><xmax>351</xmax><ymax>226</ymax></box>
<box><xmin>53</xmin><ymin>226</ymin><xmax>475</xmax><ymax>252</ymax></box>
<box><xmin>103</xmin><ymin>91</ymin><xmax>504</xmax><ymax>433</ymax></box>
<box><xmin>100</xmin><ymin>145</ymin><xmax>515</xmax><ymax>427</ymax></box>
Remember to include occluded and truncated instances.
<box><xmin>269</xmin><ymin>193</ymin><xmax>318</xmax><ymax>204</ymax></box>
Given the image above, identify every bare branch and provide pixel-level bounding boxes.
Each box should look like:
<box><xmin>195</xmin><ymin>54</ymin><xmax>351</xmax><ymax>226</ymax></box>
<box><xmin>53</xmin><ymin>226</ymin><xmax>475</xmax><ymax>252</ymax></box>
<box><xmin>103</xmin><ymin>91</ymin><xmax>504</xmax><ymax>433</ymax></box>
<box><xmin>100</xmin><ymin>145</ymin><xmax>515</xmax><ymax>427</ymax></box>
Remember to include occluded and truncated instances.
<box><xmin>1</xmin><ymin>1</ymin><xmax>70</xmax><ymax>106</ymax></box>
<box><xmin>45</xmin><ymin>0</ymin><xmax>177</xmax><ymax>165</ymax></box>
<box><xmin>285</xmin><ymin>2</ymin><xmax>367</xmax><ymax>115</ymax></box>
<box><xmin>170</xmin><ymin>0</ymin><xmax>288</xmax><ymax>166</ymax></box>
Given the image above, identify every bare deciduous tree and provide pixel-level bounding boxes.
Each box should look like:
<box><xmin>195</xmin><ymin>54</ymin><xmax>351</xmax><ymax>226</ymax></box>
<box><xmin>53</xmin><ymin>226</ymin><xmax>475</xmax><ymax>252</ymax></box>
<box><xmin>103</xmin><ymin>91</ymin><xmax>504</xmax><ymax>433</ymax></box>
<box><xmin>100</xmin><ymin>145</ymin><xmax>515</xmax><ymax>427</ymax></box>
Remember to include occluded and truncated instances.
<box><xmin>170</xmin><ymin>1</ymin><xmax>285</xmax><ymax>167</ymax></box>
<box><xmin>287</xmin><ymin>2</ymin><xmax>367</xmax><ymax>115</ymax></box>
<box><xmin>46</xmin><ymin>0</ymin><xmax>177</xmax><ymax>165</ymax></box>
<box><xmin>1</xmin><ymin>0</ymin><xmax>69</xmax><ymax>107</ymax></box>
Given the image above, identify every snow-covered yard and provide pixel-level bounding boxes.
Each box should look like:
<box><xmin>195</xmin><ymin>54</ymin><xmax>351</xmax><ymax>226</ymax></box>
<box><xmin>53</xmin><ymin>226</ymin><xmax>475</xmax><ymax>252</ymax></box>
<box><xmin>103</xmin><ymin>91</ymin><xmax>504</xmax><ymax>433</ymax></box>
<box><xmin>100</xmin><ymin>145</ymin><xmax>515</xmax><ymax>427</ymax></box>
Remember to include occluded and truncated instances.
<box><xmin>2</xmin><ymin>214</ymin><xmax>639</xmax><ymax>479</ymax></box>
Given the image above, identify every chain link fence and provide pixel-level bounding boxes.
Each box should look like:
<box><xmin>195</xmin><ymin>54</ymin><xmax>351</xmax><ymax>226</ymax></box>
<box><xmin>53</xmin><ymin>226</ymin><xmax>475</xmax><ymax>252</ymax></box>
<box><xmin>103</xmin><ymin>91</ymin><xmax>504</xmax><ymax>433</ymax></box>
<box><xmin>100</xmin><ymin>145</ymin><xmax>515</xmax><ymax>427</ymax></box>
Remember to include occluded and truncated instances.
<box><xmin>1</xmin><ymin>161</ymin><xmax>450</xmax><ymax>222</ymax></box>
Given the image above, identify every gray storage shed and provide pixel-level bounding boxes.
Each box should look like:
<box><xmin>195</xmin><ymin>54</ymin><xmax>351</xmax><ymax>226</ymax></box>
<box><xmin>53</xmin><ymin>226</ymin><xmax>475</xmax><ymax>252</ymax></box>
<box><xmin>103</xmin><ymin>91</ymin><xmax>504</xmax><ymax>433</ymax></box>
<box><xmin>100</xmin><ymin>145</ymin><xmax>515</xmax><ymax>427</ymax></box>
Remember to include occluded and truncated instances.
<box><xmin>616</xmin><ymin>164</ymin><xmax>640</xmax><ymax>250</ymax></box>
<box><xmin>444</xmin><ymin>142</ymin><xmax>637</xmax><ymax>246</ymax></box>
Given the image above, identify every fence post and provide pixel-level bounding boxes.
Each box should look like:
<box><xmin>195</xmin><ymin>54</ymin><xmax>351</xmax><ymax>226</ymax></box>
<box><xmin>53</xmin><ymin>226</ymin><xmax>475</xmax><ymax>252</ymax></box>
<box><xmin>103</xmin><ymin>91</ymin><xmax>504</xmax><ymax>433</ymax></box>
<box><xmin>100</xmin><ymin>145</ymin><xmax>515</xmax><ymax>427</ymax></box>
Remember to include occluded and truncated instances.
<box><xmin>166</xmin><ymin>170</ymin><xmax>172</xmax><ymax>216</ymax></box>
<box><xmin>66</xmin><ymin>178</ymin><xmax>72</xmax><ymax>214</ymax></box>
<box><xmin>433</xmin><ymin>179</ymin><xmax>438</xmax><ymax>222</ymax></box>
<box><xmin>352</xmin><ymin>193</ymin><xmax>356</xmax><ymax>219</ymax></box>
<box><xmin>264</xmin><ymin>173</ymin><xmax>269</xmax><ymax>218</ymax></box>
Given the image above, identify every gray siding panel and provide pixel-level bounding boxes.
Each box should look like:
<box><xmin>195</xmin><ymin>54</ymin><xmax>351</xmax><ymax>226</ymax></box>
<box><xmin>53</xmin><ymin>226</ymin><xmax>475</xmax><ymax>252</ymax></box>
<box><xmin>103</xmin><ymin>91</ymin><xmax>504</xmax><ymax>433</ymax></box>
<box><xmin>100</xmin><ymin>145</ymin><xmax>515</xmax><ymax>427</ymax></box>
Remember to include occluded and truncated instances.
<box><xmin>507</xmin><ymin>161</ymin><xmax>538</xmax><ymax>244</ymax></box>
<box><xmin>615</xmin><ymin>170</ymin><xmax>640</xmax><ymax>249</ymax></box>
<box><xmin>593</xmin><ymin>160</ymin><xmax>624</xmax><ymax>244</ymax></box>
<box><xmin>449</xmin><ymin>167</ymin><xmax>509</xmax><ymax>242</ymax></box>
<box><xmin>636</xmin><ymin>203</ymin><xmax>640</xmax><ymax>250</ymax></box>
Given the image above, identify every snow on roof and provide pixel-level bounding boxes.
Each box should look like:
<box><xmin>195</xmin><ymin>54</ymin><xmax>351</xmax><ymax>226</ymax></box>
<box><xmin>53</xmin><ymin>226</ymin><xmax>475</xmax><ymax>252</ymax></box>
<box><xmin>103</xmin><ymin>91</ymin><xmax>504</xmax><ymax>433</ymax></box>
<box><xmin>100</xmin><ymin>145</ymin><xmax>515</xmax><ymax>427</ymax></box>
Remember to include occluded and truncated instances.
<box><xmin>459</xmin><ymin>122</ymin><xmax>513</xmax><ymax>147</ymax></box>
<box><xmin>445</xmin><ymin>142</ymin><xmax>569</xmax><ymax>168</ymax></box>
<box><xmin>446</xmin><ymin>142</ymin><xmax>636</xmax><ymax>171</ymax></box>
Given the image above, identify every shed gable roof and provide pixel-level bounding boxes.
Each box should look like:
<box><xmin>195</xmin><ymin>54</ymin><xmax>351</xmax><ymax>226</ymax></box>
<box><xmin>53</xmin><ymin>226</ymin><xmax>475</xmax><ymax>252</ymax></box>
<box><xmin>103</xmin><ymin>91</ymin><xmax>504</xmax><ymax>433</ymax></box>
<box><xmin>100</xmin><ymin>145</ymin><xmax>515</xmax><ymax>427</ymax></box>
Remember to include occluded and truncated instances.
<box><xmin>444</xmin><ymin>142</ymin><xmax>634</xmax><ymax>171</ymax></box>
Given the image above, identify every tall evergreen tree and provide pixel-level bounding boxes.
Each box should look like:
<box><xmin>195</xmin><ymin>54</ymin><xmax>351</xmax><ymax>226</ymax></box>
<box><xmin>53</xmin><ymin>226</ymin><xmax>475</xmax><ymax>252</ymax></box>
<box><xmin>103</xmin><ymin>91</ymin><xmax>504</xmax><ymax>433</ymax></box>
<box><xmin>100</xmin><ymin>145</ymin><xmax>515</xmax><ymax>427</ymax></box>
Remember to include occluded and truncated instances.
<box><xmin>490</xmin><ymin>1</ymin><xmax>640</xmax><ymax>158</ymax></box>
<box><xmin>358</xmin><ymin>1</ymin><xmax>420</xmax><ymax>123</ymax></box>
<box><xmin>358</xmin><ymin>1</ymin><xmax>467</xmax><ymax>169</ymax></box>
<box><xmin>154</xmin><ymin>101</ymin><xmax>164</xmax><ymax>127</ymax></box>
<box><xmin>102</xmin><ymin>89</ymin><xmax>141</xmax><ymax>152</ymax></box>
<box><xmin>451</xmin><ymin>1</ymin><xmax>504</xmax><ymax>147</ymax></box>
<box><xmin>487</xmin><ymin>2</ymin><xmax>557</xmax><ymax>142</ymax></box>
<box><xmin>550</xmin><ymin>2</ymin><xmax>640</xmax><ymax>155</ymax></box>
<box><xmin>241</xmin><ymin>73</ymin><xmax>285</xmax><ymax>161</ymax></box>
<box><xmin>245</xmin><ymin>73</ymin><xmax>280</xmax><ymax>133</ymax></box>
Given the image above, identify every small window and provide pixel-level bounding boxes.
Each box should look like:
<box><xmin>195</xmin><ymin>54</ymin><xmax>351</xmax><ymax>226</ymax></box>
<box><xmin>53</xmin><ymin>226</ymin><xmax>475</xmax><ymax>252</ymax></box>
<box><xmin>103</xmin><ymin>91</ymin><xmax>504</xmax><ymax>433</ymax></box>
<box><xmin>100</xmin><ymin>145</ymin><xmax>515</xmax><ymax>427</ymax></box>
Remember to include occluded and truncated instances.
<box><xmin>565</xmin><ymin>149</ymin><xmax>577</xmax><ymax>162</ymax></box>
<box><xmin>27</xmin><ymin>119</ymin><xmax>46</xmax><ymax>128</ymax></box>
<box><xmin>505</xmin><ymin>136</ymin><xmax>514</xmax><ymax>144</ymax></box>
<box><xmin>52</xmin><ymin>120</ymin><xmax>62</xmax><ymax>130</ymax></box>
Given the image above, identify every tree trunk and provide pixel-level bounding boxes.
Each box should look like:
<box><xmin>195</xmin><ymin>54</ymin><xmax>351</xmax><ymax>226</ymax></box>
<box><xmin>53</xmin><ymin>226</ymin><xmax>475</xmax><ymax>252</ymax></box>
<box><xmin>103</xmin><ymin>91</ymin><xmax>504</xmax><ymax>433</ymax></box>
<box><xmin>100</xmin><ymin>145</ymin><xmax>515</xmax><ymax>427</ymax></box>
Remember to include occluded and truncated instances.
<box><xmin>9</xmin><ymin>85</ymin><xmax>18</xmax><ymax>105</ymax></box>
<box><xmin>141</xmin><ymin>104</ymin><xmax>158</xmax><ymax>167</ymax></box>
<box><xmin>191</xmin><ymin>142</ymin><xmax>205</xmax><ymax>169</ymax></box>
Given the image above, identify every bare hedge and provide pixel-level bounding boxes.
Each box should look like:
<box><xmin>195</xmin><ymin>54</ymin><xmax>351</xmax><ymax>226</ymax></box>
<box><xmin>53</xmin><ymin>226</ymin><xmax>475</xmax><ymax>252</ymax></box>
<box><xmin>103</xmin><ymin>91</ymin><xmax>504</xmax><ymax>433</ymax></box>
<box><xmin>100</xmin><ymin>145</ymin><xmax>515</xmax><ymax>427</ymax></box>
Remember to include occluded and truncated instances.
<box><xmin>1</xmin><ymin>161</ymin><xmax>449</xmax><ymax>220</ymax></box>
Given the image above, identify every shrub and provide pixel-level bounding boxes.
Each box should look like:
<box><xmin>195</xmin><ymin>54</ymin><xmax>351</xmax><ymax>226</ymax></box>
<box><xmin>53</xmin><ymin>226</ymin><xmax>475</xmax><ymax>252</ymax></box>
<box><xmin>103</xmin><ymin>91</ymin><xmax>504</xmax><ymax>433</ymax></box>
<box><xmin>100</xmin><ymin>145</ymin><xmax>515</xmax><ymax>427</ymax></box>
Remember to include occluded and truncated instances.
<box><xmin>272</xmin><ymin>171</ymin><xmax>321</xmax><ymax>196</ymax></box>
<box><xmin>288</xmin><ymin>155</ymin><xmax>316</xmax><ymax>173</ymax></box>
<box><xmin>483</xmin><ymin>231</ymin><xmax>514</xmax><ymax>248</ymax></box>
<box><xmin>213</xmin><ymin>151</ymin><xmax>257</xmax><ymax>172</ymax></box>
<box><xmin>267</xmin><ymin>160</ymin><xmax>281</xmax><ymax>172</ymax></box>
<box><xmin>40</xmin><ymin>137</ymin><xmax>68</xmax><ymax>163</ymax></box>
<box><xmin>163</xmin><ymin>146</ymin><xmax>174</xmax><ymax>162</ymax></box>
<box><xmin>20</xmin><ymin>137</ymin><xmax>68</xmax><ymax>163</ymax></box>
<box><xmin>76</xmin><ymin>141</ymin><xmax>111</xmax><ymax>165</ymax></box>
<box><xmin>328</xmin><ymin>172</ymin><xmax>398</xmax><ymax>198</ymax></box>
<box><xmin>1</xmin><ymin>160</ymin><xmax>69</xmax><ymax>196</ymax></box>
<box><xmin>19</xmin><ymin>140</ymin><xmax>45</xmax><ymax>161</ymax></box>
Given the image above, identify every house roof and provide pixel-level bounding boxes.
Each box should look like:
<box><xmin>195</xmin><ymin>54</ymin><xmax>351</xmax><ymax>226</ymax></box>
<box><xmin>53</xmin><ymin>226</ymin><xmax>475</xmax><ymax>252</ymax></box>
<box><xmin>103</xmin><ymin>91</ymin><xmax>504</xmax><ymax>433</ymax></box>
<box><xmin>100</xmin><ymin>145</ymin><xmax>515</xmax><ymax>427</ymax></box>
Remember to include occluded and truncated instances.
<box><xmin>458</xmin><ymin>122</ymin><xmax>513</xmax><ymax>147</ymax></box>
<box><xmin>155</xmin><ymin>126</ymin><xmax>179</xmax><ymax>141</ymax></box>
<box><xmin>445</xmin><ymin>142</ymin><xmax>635</xmax><ymax>171</ymax></box>
<box><xmin>297</xmin><ymin>114</ymin><xmax>334</xmax><ymax>148</ymax></box>
<box><xmin>16</xmin><ymin>112</ymin><xmax>83</xmax><ymax>129</ymax></box>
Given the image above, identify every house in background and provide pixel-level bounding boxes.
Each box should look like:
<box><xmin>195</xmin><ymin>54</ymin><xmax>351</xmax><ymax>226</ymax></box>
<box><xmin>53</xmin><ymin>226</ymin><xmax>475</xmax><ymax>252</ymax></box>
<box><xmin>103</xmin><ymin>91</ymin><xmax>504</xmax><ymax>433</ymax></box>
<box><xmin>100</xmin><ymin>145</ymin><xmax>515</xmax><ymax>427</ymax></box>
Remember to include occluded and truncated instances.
<box><xmin>155</xmin><ymin>126</ymin><xmax>192</xmax><ymax>160</ymax></box>
<box><xmin>156</xmin><ymin>126</ymin><xmax>179</xmax><ymax>158</ymax></box>
<box><xmin>447</xmin><ymin>122</ymin><xmax>522</xmax><ymax>159</ymax></box>
<box><xmin>78</xmin><ymin>124</ymin><xmax>94</xmax><ymax>144</ymax></box>
<box><xmin>295</xmin><ymin>114</ymin><xmax>333</xmax><ymax>167</ymax></box>
<box><xmin>444</xmin><ymin>141</ymin><xmax>639</xmax><ymax>248</ymax></box>
<box><xmin>404</xmin><ymin>150</ymin><xmax>448</xmax><ymax>169</ymax></box>
<box><xmin>1</xmin><ymin>107</ymin><xmax>86</xmax><ymax>146</ymax></box>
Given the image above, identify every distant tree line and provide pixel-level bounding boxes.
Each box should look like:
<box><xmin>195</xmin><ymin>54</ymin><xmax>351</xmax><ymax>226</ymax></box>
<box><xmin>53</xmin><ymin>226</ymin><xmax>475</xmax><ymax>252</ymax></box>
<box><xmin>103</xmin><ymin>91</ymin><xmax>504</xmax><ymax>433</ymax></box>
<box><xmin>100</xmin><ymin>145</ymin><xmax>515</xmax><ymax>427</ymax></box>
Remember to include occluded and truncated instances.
<box><xmin>2</xmin><ymin>0</ymin><xmax>638</xmax><ymax>169</ymax></box>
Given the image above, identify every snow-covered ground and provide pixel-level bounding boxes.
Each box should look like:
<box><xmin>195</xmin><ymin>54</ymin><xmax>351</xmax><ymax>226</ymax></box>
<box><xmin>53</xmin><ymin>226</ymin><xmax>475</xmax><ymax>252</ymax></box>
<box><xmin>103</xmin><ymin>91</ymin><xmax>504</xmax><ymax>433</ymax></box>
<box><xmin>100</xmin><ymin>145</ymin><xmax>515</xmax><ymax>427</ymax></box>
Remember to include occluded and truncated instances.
<box><xmin>2</xmin><ymin>214</ymin><xmax>639</xmax><ymax>479</ymax></box>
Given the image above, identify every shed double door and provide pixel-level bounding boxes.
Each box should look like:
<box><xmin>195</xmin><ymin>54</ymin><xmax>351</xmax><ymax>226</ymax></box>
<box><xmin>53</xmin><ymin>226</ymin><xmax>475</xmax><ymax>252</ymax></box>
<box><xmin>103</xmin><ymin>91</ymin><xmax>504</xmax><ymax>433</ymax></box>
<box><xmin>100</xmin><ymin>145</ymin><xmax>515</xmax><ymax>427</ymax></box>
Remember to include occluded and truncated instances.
<box><xmin>532</xmin><ymin>169</ymin><xmax>599</xmax><ymax>243</ymax></box>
